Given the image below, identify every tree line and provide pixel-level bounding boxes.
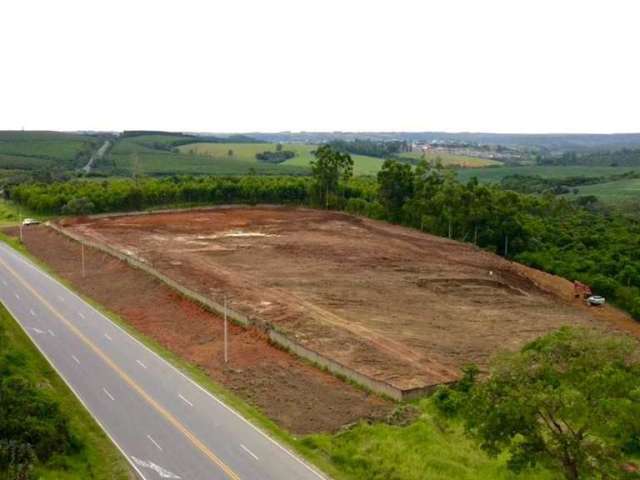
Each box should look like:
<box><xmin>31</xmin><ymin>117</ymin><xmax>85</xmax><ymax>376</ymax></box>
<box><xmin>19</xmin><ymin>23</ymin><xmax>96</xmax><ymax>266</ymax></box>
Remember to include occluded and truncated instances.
<box><xmin>328</xmin><ymin>139</ymin><xmax>411</xmax><ymax>158</ymax></box>
<box><xmin>7</xmin><ymin>150</ymin><xmax>640</xmax><ymax>319</ymax></box>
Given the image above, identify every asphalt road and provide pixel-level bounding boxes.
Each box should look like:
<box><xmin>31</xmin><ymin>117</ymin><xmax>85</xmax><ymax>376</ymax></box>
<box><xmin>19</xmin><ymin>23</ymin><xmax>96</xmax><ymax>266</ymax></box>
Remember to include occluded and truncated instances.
<box><xmin>0</xmin><ymin>241</ymin><xmax>328</xmax><ymax>480</ymax></box>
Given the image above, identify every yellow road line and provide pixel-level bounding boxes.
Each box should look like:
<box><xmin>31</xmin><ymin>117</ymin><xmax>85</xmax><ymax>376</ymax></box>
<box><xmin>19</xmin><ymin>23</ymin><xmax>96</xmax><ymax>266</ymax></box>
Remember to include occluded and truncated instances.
<box><xmin>0</xmin><ymin>255</ymin><xmax>241</xmax><ymax>480</ymax></box>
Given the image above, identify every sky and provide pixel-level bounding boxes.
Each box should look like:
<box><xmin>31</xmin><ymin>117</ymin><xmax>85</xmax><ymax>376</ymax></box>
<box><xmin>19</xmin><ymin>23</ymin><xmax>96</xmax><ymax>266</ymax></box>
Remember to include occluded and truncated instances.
<box><xmin>1</xmin><ymin>0</ymin><xmax>638</xmax><ymax>134</ymax></box>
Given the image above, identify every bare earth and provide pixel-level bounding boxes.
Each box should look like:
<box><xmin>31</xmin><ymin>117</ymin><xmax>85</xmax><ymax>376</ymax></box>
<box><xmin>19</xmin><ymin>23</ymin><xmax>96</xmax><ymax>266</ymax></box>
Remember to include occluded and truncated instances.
<box><xmin>9</xmin><ymin>225</ymin><xmax>391</xmax><ymax>434</ymax></box>
<box><xmin>60</xmin><ymin>206</ymin><xmax>639</xmax><ymax>393</ymax></box>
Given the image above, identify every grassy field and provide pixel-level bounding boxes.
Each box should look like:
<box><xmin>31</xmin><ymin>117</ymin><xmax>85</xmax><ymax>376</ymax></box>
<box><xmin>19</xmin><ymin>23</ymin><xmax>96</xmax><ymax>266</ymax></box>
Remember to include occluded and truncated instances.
<box><xmin>0</xmin><ymin>131</ymin><xmax>98</xmax><ymax>171</ymax></box>
<box><xmin>305</xmin><ymin>400</ymin><xmax>553</xmax><ymax>480</ymax></box>
<box><xmin>0</xmin><ymin>199</ymin><xmax>46</xmax><ymax>226</ymax></box>
<box><xmin>178</xmin><ymin>142</ymin><xmax>385</xmax><ymax>176</ymax></box>
<box><xmin>562</xmin><ymin>177</ymin><xmax>640</xmax><ymax>203</ymax></box>
<box><xmin>0</xmin><ymin>304</ymin><xmax>130</xmax><ymax>479</ymax></box>
<box><xmin>456</xmin><ymin>165</ymin><xmax>640</xmax><ymax>183</ymax></box>
<box><xmin>397</xmin><ymin>151</ymin><xmax>502</xmax><ymax>168</ymax></box>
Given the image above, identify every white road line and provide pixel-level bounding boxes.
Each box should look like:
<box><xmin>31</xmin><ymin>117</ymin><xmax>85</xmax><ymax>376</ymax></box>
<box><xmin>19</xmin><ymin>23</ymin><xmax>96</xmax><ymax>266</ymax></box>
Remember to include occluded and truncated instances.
<box><xmin>29</xmin><ymin>327</ymin><xmax>45</xmax><ymax>334</ymax></box>
<box><xmin>72</xmin><ymin>355</ymin><xmax>80</xmax><ymax>364</ymax></box>
<box><xmin>0</xmin><ymin>292</ymin><xmax>149</xmax><ymax>480</ymax></box>
<box><xmin>47</xmin><ymin>329</ymin><xmax>55</xmax><ymax>337</ymax></box>
<box><xmin>14</xmin><ymin>292</ymin><xmax>20</xmax><ymax>300</ymax></box>
<box><xmin>240</xmin><ymin>444</ymin><xmax>260</xmax><ymax>461</ymax></box>
<box><xmin>1</xmin><ymin>242</ymin><xmax>328</xmax><ymax>480</ymax></box>
<box><xmin>178</xmin><ymin>394</ymin><xmax>193</xmax><ymax>407</ymax></box>
<box><xmin>104</xmin><ymin>333</ymin><xmax>112</xmax><ymax>341</ymax></box>
<box><xmin>29</xmin><ymin>309</ymin><xmax>36</xmax><ymax>317</ymax></box>
<box><xmin>78</xmin><ymin>312</ymin><xmax>85</xmax><ymax>319</ymax></box>
<box><xmin>147</xmin><ymin>434</ymin><xmax>163</xmax><ymax>451</ymax></box>
<box><xmin>102</xmin><ymin>387</ymin><xmax>115</xmax><ymax>401</ymax></box>
<box><xmin>136</xmin><ymin>359</ymin><xmax>147</xmax><ymax>369</ymax></box>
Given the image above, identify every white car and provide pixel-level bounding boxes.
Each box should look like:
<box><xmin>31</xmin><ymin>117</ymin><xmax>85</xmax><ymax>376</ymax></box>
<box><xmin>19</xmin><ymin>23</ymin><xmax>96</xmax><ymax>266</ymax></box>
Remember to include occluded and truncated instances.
<box><xmin>22</xmin><ymin>218</ymin><xmax>40</xmax><ymax>226</ymax></box>
<box><xmin>587</xmin><ymin>295</ymin><xmax>606</xmax><ymax>306</ymax></box>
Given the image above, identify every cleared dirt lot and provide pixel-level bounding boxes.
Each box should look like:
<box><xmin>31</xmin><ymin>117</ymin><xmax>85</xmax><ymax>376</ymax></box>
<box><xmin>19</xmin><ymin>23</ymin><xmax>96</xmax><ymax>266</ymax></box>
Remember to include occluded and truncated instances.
<box><xmin>60</xmin><ymin>206</ymin><xmax>635</xmax><ymax>393</ymax></box>
<box><xmin>7</xmin><ymin>226</ymin><xmax>391</xmax><ymax>434</ymax></box>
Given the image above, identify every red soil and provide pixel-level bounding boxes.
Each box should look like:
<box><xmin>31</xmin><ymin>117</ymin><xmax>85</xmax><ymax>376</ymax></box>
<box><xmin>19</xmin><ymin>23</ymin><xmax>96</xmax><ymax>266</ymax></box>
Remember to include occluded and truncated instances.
<box><xmin>9</xmin><ymin>225</ymin><xmax>391</xmax><ymax>434</ymax></box>
<box><xmin>61</xmin><ymin>206</ymin><xmax>639</xmax><ymax>391</ymax></box>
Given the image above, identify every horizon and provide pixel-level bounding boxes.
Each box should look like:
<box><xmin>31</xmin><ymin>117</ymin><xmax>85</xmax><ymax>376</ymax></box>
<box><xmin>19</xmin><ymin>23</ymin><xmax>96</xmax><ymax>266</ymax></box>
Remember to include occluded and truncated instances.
<box><xmin>5</xmin><ymin>129</ymin><xmax>640</xmax><ymax>137</ymax></box>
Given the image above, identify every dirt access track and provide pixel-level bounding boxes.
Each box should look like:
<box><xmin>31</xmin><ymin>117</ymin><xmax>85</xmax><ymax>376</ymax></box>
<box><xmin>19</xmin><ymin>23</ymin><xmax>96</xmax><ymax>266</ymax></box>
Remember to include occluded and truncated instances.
<box><xmin>60</xmin><ymin>206</ymin><xmax>637</xmax><ymax>397</ymax></box>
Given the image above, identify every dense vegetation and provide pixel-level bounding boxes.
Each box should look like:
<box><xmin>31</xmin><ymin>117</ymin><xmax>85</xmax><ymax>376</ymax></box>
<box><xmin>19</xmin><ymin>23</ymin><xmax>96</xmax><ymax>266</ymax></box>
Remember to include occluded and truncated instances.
<box><xmin>0</xmin><ymin>305</ymin><xmax>129</xmax><ymax>479</ymax></box>
<box><xmin>255</xmin><ymin>146</ymin><xmax>296</xmax><ymax>163</ymax></box>
<box><xmin>328</xmin><ymin>139</ymin><xmax>411</xmax><ymax>158</ymax></box>
<box><xmin>500</xmin><ymin>171</ymin><xmax>640</xmax><ymax>195</ymax></box>
<box><xmin>542</xmin><ymin>148</ymin><xmax>640</xmax><ymax>167</ymax></box>
<box><xmin>433</xmin><ymin>327</ymin><xmax>640</xmax><ymax>479</ymax></box>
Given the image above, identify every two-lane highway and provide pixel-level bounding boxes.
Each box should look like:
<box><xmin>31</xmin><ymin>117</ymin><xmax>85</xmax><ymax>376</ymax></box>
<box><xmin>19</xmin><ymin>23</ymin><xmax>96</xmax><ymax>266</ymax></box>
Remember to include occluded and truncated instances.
<box><xmin>0</xmin><ymin>241</ymin><xmax>327</xmax><ymax>480</ymax></box>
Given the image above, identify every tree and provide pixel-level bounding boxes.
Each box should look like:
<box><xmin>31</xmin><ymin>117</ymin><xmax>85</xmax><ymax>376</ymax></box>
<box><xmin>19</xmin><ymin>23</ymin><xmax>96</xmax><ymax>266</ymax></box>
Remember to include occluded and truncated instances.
<box><xmin>310</xmin><ymin>145</ymin><xmax>353</xmax><ymax>208</ymax></box>
<box><xmin>275</xmin><ymin>143</ymin><xmax>283</xmax><ymax>152</ymax></box>
<box><xmin>462</xmin><ymin>327</ymin><xmax>640</xmax><ymax>480</ymax></box>
<box><xmin>227</xmin><ymin>149</ymin><xmax>233</xmax><ymax>157</ymax></box>
<box><xmin>61</xmin><ymin>197</ymin><xmax>95</xmax><ymax>215</ymax></box>
<box><xmin>377</xmin><ymin>159</ymin><xmax>414</xmax><ymax>221</ymax></box>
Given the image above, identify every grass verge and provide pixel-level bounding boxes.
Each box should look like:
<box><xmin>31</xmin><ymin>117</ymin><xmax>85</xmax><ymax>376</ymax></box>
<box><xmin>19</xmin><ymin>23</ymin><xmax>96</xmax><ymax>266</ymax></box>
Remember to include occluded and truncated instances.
<box><xmin>0</xmin><ymin>304</ymin><xmax>131</xmax><ymax>479</ymax></box>
<box><xmin>0</xmin><ymin>231</ymin><xmax>554</xmax><ymax>480</ymax></box>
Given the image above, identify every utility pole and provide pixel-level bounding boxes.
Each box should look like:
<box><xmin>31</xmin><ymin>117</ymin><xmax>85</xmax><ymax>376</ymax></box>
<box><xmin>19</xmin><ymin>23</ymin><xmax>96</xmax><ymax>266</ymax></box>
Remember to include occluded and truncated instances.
<box><xmin>18</xmin><ymin>204</ymin><xmax>23</xmax><ymax>243</ymax></box>
<box><xmin>224</xmin><ymin>295</ymin><xmax>228</xmax><ymax>364</ymax></box>
<box><xmin>81</xmin><ymin>243</ymin><xmax>86</xmax><ymax>278</ymax></box>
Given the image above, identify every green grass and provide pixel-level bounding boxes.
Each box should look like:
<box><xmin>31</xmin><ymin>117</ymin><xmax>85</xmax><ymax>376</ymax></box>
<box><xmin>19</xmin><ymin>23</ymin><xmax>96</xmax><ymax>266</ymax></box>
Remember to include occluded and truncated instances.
<box><xmin>562</xmin><ymin>177</ymin><xmax>640</xmax><ymax>204</ymax></box>
<box><xmin>103</xmin><ymin>138</ymin><xmax>309</xmax><ymax>176</ymax></box>
<box><xmin>304</xmin><ymin>399</ymin><xmax>553</xmax><ymax>480</ymax></box>
<box><xmin>0</xmin><ymin>231</ymin><xmax>557</xmax><ymax>480</ymax></box>
<box><xmin>179</xmin><ymin>142</ymin><xmax>385</xmax><ymax>176</ymax></box>
<box><xmin>0</xmin><ymin>131</ymin><xmax>98</xmax><ymax>171</ymax></box>
<box><xmin>455</xmin><ymin>165</ymin><xmax>640</xmax><ymax>184</ymax></box>
<box><xmin>0</xmin><ymin>304</ymin><xmax>130</xmax><ymax>479</ymax></box>
<box><xmin>0</xmin><ymin>199</ymin><xmax>48</xmax><ymax>227</ymax></box>
<box><xmin>397</xmin><ymin>151</ymin><xmax>502</xmax><ymax>168</ymax></box>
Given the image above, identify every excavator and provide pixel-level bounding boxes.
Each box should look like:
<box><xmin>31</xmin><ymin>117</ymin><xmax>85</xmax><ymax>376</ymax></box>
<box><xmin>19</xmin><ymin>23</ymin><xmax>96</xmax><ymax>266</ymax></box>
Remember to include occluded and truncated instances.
<box><xmin>574</xmin><ymin>280</ymin><xmax>605</xmax><ymax>306</ymax></box>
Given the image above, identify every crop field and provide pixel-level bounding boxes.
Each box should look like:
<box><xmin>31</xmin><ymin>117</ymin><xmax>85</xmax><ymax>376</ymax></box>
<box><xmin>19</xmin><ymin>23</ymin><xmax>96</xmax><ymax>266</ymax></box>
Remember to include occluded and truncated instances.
<box><xmin>179</xmin><ymin>142</ymin><xmax>385</xmax><ymax>176</ymax></box>
<box><xmin>563</xmin><ymin>177</ymin><xmax>640</xmax><ymax>203</ymax></box>
<box><xmin>456</xmin><ymin>165</ymin><xmax>640</xmax><ymax>183</ymax></box>
<box><xmin>59</xmin><ymin>206</ymin><xmax>637</xmax><ymax>398</ymax></box>
<box><xmin>0</xmin><ymin>131</ymin><xmax>97</xmax><ymax>170</ymax></box>
<box><xmin>101</xmin><ymin>138</ymin><xmax>308</xmax><ymax>176</ymax></box>
<box><xmin>397</xmin><ymin>151</ymin><xmax>502</xmax><ymax>168</ymax></box>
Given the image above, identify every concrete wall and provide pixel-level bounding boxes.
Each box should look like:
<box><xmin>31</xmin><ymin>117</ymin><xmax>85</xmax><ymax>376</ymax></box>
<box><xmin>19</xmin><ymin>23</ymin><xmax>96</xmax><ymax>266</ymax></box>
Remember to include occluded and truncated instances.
<box><xmin>48</xmin><ymin>221</ymin><xmax>427</xmax><ymax>401</ymax></box>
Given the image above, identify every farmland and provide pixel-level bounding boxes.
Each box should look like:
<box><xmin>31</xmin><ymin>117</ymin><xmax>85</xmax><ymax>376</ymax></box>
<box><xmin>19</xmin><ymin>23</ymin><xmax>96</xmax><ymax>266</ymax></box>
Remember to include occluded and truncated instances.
<box><xmin>455</xmin><ymin>165</ymin><xmax>640</xmax><ymax>184</ymax></box>
<box><xmin>0</xmin><ymin>131</ymin><xmax>98</xmax><ymax>171</ymax></box>
<box><xmin>59</xmin><ymin>206</ymin><xmax>638</xmax><ymax>400</ymax></box>
<box><xmin>562</xmin><ymin>176</ymin><xmax>640</xmax><ymax>203</ymax></box>
<box><xmin>397</xmin><ymin>150</ymin><xmax>502</xmax><ymax>168</ymax></box>
<box><xmin>178</xmin><ymin>142</ymin><xmax>385</xmax><ymax>176</ymax></box>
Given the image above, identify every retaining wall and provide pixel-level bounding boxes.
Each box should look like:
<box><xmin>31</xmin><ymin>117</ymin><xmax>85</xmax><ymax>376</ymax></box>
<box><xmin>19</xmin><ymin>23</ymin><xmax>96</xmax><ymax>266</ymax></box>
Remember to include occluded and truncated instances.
<box><xmin>48</xmin><ymin>221</ymin><xmax>424</xmax><ymax>401</ymax></box>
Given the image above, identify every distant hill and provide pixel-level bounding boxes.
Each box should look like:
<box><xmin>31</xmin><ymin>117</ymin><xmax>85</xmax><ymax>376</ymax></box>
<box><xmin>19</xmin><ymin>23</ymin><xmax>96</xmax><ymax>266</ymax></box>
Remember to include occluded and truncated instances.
<box><xmin>242</xmin><ymin>131</ymin><xmax>640</xmax><ymax>153</ymax></box>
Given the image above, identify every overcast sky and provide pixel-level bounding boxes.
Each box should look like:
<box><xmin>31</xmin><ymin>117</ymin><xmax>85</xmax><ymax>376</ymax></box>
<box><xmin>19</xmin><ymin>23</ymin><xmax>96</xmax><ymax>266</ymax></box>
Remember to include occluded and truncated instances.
<box><xmin>1</xmin><ymin>0</ymin><xmax>638</xmax><ymax>134</ymax></box>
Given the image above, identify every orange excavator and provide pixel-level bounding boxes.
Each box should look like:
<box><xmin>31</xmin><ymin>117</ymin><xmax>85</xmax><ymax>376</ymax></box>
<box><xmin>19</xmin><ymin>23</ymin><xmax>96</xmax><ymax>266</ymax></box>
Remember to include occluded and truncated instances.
<box><xmin>573</xmin><ymin>281</ymin><xmax>592</xmax><ymax>299</ymax></box>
